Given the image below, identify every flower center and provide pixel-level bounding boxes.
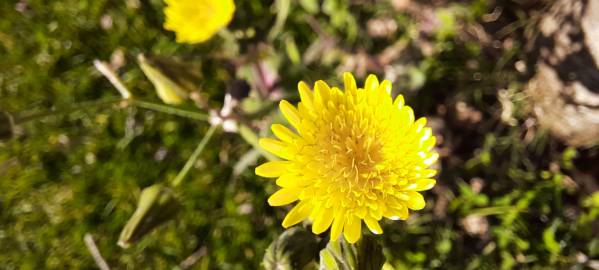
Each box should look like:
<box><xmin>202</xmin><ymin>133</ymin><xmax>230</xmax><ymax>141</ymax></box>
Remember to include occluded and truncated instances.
<box><xmin>314</xmin><ymin>107</ymin><xmax>387</xmax><ymax>188</ymax></box>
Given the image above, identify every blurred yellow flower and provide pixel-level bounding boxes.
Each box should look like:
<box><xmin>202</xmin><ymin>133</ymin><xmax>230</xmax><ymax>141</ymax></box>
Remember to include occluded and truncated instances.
<box><xmin>256</xmin><ymin>73</ymin><xmax>439</xmax><ymax>244</ymax></box>
<box><xmin>163</xmin><ymin>0</ymin><xmax>235</xmax><ymax>44</ymax></box>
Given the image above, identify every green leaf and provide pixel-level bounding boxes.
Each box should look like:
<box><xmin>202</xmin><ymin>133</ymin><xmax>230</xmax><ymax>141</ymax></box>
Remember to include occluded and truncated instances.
<box><xmin>268</xmin><ymin>0</ymin><xmax>291</xmax><ymax>41</ymax></box>
<box><xmin>583</xmin><ymin>191</ymin><xmax>599</xmax><ymax>208</ymax></box>
<box><xmin>263</xmin><ymin>227</ymin><xmax>320</xmax><ymax>270</ymax></box>
<box><xmin>542</xmin><ymin>220</ymin><xmax>561</xmax><ymax>255</ymax></box>
<box><xmin>117</xmin><ymin>183</ymin><xmax>180</xmax><ymax>248</ymax></box>
<box><xmin>435</xmin><ymin>8</ymin><xmax>457</xmax><ymax>40</ymax></box>
<box><xmin>319</xmin><ymin>246</ymin><xmax>340</xmax><ymax>270</ymax></box>
<box><xmin>299</xmin><ymin>0</ymin><xmax>319</xmax><ymax>14</ymax></box>
<box><xmin>285</xmin><ymin>36</ymin><xmax>301</xmax><ymax>65</ymax></box>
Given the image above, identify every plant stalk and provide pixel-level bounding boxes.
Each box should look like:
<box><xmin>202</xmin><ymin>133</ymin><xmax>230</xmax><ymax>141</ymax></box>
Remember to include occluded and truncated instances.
<box><xmin>171</xmin><ymin>124</ymin><xmax>219</xmax><ymax>188</ymax></box>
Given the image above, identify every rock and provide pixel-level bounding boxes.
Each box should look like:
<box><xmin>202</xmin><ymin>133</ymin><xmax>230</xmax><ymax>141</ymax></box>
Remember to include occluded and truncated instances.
<box><xmin>525</xmin><ymin>0</ymin><xmax>599</xmax><ymax>147</ymax></box>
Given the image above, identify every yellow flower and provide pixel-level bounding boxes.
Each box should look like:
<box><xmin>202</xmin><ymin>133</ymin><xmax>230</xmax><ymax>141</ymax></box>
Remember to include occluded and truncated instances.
<box><xmin>163</xmin><ymin>0</ymin><xmax>235</xmax><ymax>44</ymax></box>
<box><xmin>255</xmin><ymin>73</ymin><xmax>439</xmax><ymax>244</ymax></box>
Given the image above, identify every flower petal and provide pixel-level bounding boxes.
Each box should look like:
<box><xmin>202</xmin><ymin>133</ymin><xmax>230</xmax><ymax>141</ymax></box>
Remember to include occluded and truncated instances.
<box><xmin>279</xmin><ymin>100</ymin><xmax>301</xmax><ymax>129</ymax></box>
<box><xmin>411</xmin><ymin>117</ymin><xmax>427</xmax><ymax>134</ymax></box>
<box><xmin>276</xmin><ymin>174</ymin><xmax>304</xmax><ymax>188</ymax></box>
<box><xmin>364</xmin><ymin>217</ymin><xmax>383</xmax><ymax>235</ymax></box>
<box><xmin>271</xmin><ymin>124</ymin><xmax>298</xmax><ymax>143</ymax></box>
<box><xmin>423</xmin><ymin>152</ymin><xmax>439</xmax><ymax>166</ymax></box>
<box><xmin>312</xmin><ymin>206</ymin><xmax>335</xmax><ymax>234</ymax></box>
<box><xmin>314</xmin><ymin>80</ymin><xmax>331</xmax><ymax>104</ymax></box>
<box><xmin>384</xmin><ymin>205</ymin><xmax>409</xmax><ymax>220</ymax></box>
<box><xmin>330</xmin><ymin>209</ymin><xmax>345</xmax><ymax>241</ymax></box>
<box><xmin>398</xmin><ymin>106</ymin><xmax>415</xmax><ymax>129</ymax></box>
<box><xmin>259</xmin><ymin>138</ymin><xmax>293</xmax><ymax>159</ymax></box>
<box><xmin>343</xmin><ymin>215</ymin><xmax>362</xmax><ymax>244</ymax></box>
<box><xmin>405</xmin><ymin>179</ymin><xmax>436</xmax><ymax>191</ymax></box>
<box><xmin>394</xmin><ymin>94</ymin><xmax>405</xmax><ymax>109</ymax></box>
<box><xmin>282</xmin><ymin>200</ymin><xmax>312</xmax><ymax>228</ymax></box>
<box><xmin>378</xmin><ymin>80</ymin><xmax>392</xmax><ymax>95</ymax></box>
<box><xmin>268</xmin><ymin>188</ymin><xmax>301</xmax><ymax>206</ymax></box>
<box><xmin>364</xmin><ymin>74</ymin><xmax>379</xmax><ymax>92</ymax></box>
<box><xmin>405</xmin><ymin>191</ymin><xmax>426</xmax><ymax>210</ymax></box>
<box><xmin>298</xmin><ymin>81</ymin><xmax>314</xmax><ymax>110</ymax></box>
<box><xmin>343</xmin><ymin>72</ymin><xmax>357</xmax><ymax>92</ymax></box>
<box><xmin>422</xmin><ymin>134</ymin><xmax>437</xmax><ymax>151</ymax></box>
<box><xmin>419</xmin><ymin>127</ymin><xmax>432</xmax><ymax>142</ymax></box>
<box><xmin>255</xmin><ymin>161</ymin><xmax>291</xmax><ymax>178</ymax></box>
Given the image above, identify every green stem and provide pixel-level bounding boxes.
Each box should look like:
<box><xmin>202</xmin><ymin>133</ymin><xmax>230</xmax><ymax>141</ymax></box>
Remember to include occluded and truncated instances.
<box><xmin>12</xmin><ymin>98</ymin><xmax>209</xmax><ymax>125</ymax></box>
<box><xmin>131</xmin><ymin>100</ymin><xmax>209</xmax><ymax>121</ymax></box>
<box><xmin>468</xmin><ymin>206</ymin><xmax>515</xmax><ymax>216</ymax></box>
<box><xmin>171</xmin><ymin>124</ymin><xmax>219</xmax><ymax>188</ymax></box>
<box><xmin>13</xmin><ymin>98</ymin><xmax>123</xmax><ymax>124</ymax></box>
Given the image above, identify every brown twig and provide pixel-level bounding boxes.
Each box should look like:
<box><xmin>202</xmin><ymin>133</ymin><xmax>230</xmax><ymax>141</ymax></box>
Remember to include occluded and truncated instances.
<box><xmin>178</xmin><ymin>246</ymin><xmax>208</xmax><ymax>270</ymax></box>
<box><xmin>93</xmin><ymin>59</ymin><xmax>132</xmax><ymax>99</ymax></box>
<box><xmin>84</xmin><ymin>233</ymin><xmax>111</xmax><ymax>270</ymax></box>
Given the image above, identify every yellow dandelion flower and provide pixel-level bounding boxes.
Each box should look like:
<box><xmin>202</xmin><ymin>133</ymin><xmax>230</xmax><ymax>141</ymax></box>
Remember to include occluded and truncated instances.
<box><xmin>163</xmin><ymin>0</ymin><xmax>235</xmax><ymax>44</ymax></box>
<box><xmin>255</xmin><ymin>73</ymin><xmax>439</xmax><ymax>244</ymax></box>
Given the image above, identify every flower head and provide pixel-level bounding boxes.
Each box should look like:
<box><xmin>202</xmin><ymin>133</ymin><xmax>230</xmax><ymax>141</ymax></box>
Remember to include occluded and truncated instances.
<box><xmin>163</xmin><ymin>0</ymin><xmax>235</xmax><ymax>44</ymax></box>
<box><xmin>256</xmin><ymin>73</ymin><xmax>439</xmax><ymax>243</ymax></box>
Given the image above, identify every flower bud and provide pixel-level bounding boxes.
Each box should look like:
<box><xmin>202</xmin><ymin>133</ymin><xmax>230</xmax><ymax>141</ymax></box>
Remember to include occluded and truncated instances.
<box><xmin>138</xmin><ymin>54</ymin><xmax>202</xmax><ymax>105</ymax></box>
<box><xmin>263</xmin><ymin>227</ymin><xmax>320</xmax><ymax>270</ymax></box>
